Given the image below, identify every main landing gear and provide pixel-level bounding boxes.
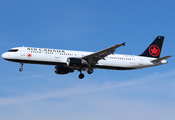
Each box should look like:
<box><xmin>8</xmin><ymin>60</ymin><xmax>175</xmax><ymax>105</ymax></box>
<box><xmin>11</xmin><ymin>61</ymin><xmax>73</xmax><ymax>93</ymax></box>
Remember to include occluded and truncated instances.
<box><xmin>79</xmin><ymin>73</ymin><xmax>84</xmax><ymax>79</ymax></box>
<box><xmin>87</xmin><ymin>68</ymin><xmax>93</xmax><ymax>74</ymax></box>
<box><xmin>78</xmin><ymin>68</ymin><xmax>94</xmax><ymax>79</ymax></box>
<box><xmin>19</xmin><ymin>63</ymin><xmax>23</xmax><ymax>72</ymax></box>
<box><xmin>78</xmin><ymin>68</ymin><xmax>85</xmax><ymax>79</ymax></box>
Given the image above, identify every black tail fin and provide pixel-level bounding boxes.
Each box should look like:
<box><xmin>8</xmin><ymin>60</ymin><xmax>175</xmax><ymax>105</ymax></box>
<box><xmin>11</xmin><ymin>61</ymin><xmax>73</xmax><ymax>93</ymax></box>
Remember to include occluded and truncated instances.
<box><xmin>140</xmin><ymin>36</ymin><xmax>164</xmax><ymax>58</ymax></box>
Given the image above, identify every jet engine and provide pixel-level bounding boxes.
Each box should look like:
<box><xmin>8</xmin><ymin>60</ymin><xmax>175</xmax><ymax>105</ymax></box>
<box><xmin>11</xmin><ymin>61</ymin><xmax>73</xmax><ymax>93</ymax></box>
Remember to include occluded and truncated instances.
<box><xmin>55</xmin><ymin>66</ymin><xmax>74</xmax><ymax>74</ymax></box>
<box><xmin>67</xmin><ymin>58</ymin><xmax>87</xmax><ymax>67</ymax></box>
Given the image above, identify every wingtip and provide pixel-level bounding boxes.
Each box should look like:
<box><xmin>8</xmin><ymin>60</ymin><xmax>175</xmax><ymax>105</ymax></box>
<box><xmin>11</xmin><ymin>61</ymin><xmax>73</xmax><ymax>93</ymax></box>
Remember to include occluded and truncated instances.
<box><xmin>122</xmin><ymin>42</ymin><xmax>126</xmax><ymax>46</ymax></box>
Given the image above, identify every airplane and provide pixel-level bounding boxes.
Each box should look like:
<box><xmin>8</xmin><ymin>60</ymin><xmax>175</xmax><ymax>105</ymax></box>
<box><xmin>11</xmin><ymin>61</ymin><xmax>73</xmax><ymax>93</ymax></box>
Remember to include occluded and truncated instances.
<box><xmin>1</xmin><ymin>36</ymin><xmax>172</xmax><ymax>79</ymax></box>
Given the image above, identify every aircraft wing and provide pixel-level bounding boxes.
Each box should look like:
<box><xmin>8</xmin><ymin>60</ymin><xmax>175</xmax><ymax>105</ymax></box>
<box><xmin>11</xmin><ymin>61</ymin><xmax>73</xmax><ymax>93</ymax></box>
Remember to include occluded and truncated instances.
<box><xmin>82</xmin><ymin>42</ymin><xmax>126</xmax><ymax>65</ymax></box>
<box><xmin>151</xmin><ymin>55</ymin><xmax>172</xmax><ymax>62</ymax></box>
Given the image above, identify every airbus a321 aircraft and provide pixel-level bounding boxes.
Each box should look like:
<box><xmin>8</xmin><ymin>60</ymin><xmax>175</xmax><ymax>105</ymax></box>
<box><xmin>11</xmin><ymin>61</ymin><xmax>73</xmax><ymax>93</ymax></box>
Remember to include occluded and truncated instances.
<box><xmin>2</xmin><ymin>36</ymin><xmax>172</xmax><ymax>79</ymax></box>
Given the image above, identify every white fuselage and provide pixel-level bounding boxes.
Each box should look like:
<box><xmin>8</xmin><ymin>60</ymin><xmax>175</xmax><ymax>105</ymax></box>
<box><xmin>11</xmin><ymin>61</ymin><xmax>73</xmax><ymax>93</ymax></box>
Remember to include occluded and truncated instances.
<box><xmin>2</xmin><ymin>47</ymin><xmax>167</xmax><ymax>70</ymax></box>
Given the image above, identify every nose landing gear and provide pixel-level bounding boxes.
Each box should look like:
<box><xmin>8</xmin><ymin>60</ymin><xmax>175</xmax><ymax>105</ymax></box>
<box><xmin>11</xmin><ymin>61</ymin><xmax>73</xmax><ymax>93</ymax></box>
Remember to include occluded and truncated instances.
<box><xmin>19</xmin><ymin>63</ymin><xmax>23</xmax><ymax>72</ymax></box>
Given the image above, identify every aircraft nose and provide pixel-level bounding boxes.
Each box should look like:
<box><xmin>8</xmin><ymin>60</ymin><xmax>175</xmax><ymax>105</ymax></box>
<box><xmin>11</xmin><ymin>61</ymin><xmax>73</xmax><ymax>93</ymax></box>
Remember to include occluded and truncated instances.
<box><xmin>2</xmin><ymin>52</ymin><xmax>7</xmax><ymax>59</ymax></box>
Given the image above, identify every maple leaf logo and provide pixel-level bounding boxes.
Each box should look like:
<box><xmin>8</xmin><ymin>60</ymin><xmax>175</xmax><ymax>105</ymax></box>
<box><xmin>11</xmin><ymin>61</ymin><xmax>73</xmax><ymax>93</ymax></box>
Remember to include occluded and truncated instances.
<box><xmin>151</xmin><ymin>47</ymin><xmax>158</xmax><ymax>54</ymax></box>
<box><xmin>27</xmin><ymin>53</ymin><xmax>32</xmax><ymax>57</ymax></box>
<box><xmin>149</xmin><ymin>45</ymin><xmax>160</xmax><ymax>57</ymax></box>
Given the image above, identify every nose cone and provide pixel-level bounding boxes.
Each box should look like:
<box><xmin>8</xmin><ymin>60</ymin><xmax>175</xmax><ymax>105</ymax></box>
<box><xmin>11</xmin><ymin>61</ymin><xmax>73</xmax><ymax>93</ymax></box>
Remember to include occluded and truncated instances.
<box><xmin>2</xmin><ymin>52</ymin><xmax>8</xmax><ymax>59</ymax></box>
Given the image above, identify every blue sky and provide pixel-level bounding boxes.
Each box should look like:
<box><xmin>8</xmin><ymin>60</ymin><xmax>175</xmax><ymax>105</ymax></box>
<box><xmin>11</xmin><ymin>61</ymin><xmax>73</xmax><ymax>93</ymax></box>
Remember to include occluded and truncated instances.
<box><xmin>0</xmin><ymin>0</ymin><xmax>175</xmax><ymax>120</ymax></box>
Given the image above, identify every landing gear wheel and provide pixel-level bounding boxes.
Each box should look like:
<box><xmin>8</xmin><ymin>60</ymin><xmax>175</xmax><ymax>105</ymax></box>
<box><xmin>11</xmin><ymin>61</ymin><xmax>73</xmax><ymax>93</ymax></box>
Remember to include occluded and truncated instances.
<box><xmin>79</xmin><ymin>73</ymin><xmax>85</xmax><ymax>79</ymax></box>
<box><xmin>19</xmin><ymin>63</ymin><xmax>23</xmax><ymax>72</ymax></box>
<box><xmin>19</xmin><ymin>68</ymin><xmax>23</xmax><ymax>72</ymax></box>
<box><xmin>87</xmin><ymin>68</ymin><xmax>93</xmax><ymax>74</ymax></box>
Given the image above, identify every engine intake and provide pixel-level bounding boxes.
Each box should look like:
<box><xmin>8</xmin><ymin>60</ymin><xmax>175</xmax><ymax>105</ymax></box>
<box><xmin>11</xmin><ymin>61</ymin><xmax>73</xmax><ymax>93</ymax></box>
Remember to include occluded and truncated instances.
<box><xmin>55</xmin><ymin>66</ymin><xmax>74</xmax><ymax>74</ymax></box>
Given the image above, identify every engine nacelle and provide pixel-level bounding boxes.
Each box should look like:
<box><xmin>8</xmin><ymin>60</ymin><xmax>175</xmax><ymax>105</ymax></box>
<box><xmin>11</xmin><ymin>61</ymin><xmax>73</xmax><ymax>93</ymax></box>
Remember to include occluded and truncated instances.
<box><xmin>55</xmin><ymin>66</ymin><xmax>74</xmax><ymax>74</ymax></box>
<box><xmin>67</xmin><ymin>58</ymin><xmax>87</xmax><ymax>67</ymax></box>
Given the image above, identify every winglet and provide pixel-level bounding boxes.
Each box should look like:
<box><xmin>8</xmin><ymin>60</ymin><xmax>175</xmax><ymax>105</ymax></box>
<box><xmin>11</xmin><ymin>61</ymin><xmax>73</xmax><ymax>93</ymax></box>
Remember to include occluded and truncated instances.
<box><xmin>122</xmin><ymin>42</ymin><xmax>126</xmax><ymax>46</ymax></box>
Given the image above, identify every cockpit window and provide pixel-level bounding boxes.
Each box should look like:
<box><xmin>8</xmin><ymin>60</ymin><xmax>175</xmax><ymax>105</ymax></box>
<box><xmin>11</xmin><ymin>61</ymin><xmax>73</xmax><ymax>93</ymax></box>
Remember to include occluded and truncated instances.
<box><xmin>8</xmin><ymin>49</ymin><xmax>19</xmax><ymax>52</ymax></box>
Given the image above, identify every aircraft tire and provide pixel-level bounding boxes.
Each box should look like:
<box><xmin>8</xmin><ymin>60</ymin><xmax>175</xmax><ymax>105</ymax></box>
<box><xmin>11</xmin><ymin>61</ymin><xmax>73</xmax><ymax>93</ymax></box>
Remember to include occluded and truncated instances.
<box><xmin>19</xmin><ymin>68</ymin><xmax>23</xmax><ymax>72</ymax></box>
<box><xmin>79</xmin><ymin>73</ymin><xmax>84</xmax><ymax>79</ymax></box>
<box><xmin>87</xmin><ymin>68</ymin><xmax>93</xmax><ymax>74</ymax></box>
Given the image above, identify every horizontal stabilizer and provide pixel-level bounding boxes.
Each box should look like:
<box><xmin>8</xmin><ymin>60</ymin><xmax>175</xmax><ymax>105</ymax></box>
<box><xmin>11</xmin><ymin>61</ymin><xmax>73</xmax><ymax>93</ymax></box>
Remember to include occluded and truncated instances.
<box><xmin>151</xmin><ymin>55</ymin><xmax>172</xmax><ymax>62</ymax></box>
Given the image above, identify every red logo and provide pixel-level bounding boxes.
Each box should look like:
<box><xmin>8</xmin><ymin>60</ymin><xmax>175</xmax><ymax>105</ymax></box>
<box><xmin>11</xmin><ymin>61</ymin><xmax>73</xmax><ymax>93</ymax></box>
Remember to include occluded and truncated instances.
<box><xmin>27</xmin><ymin>53</ymin><xmax>32</xmax><ymax>58</ymax></box>
<box><xmin>149</xmin><ymin>45</ymin><xmax>160</xmax><ymax>57</ymax></box>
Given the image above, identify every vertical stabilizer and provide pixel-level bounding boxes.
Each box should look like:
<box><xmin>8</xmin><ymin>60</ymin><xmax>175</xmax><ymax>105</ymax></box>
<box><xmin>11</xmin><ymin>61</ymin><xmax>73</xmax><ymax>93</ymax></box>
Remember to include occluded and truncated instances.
<box><xmin>140</xmin><ymin>36</ymin><xmax>164</xmax><ymax>58</ymax></box>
